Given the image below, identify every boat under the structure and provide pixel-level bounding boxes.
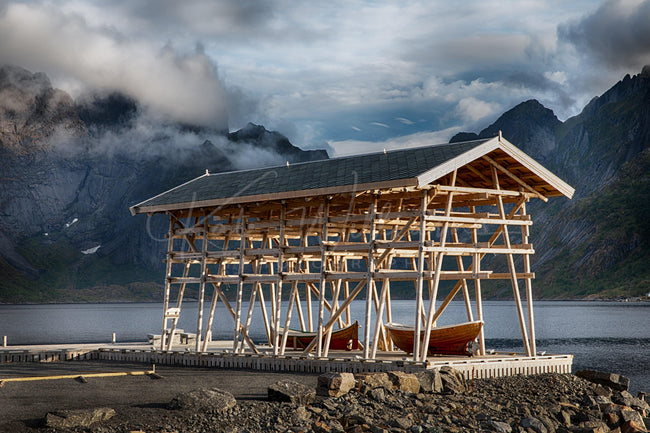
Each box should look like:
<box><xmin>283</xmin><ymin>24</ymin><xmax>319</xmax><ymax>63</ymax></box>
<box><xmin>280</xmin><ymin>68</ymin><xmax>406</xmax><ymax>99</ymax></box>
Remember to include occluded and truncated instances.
<box><xmin>281</xmin><ymin>321</ymin><xmax>359</xmax><ymax>351</ymax></box>
<box><xmin>385</xmin><ymin>321</ymin><xmax>483</xmax><ymax>356</ymax></box>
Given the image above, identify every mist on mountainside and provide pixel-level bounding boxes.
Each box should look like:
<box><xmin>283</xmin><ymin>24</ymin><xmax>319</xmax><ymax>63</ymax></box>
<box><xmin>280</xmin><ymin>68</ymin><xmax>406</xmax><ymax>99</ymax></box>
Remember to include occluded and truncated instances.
<box><xmin>2</xmin><ymin>64</ymin><xmax>650</xmax><ymax>302</ymax></box>
<box><xmin>0</xmin><ymin>65</ymin><xmax>326</xmax><ymax>302</ymax></box>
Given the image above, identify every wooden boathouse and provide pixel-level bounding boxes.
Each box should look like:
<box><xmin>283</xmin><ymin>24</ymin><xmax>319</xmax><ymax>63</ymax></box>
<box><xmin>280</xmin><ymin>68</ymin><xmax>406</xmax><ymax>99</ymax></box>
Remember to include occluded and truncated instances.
<box><xmin>129</xmin><ymin>134</ymin><xmax>574</xmax><ymax>367</ymax></box>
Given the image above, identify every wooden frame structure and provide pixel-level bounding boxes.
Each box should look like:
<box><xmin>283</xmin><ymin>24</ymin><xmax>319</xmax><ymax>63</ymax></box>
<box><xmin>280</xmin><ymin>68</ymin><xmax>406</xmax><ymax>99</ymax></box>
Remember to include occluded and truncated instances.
<box><xmin>130</xmin><ymin>135</ymin><xmax>574</xmax><ymax>362</ymax></box>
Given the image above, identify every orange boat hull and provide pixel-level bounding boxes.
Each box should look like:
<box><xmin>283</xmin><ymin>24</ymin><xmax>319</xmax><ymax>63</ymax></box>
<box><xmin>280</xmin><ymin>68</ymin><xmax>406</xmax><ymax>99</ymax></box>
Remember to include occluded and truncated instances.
<box><xmin>284</xmin><ymin>321</ymin><xmax>359</xmax><ymax>351</ymax></box>
<box><xmin>386</xmin><ymin>321</ymin><xmax>483</xmax><ymax>356</ymax></box>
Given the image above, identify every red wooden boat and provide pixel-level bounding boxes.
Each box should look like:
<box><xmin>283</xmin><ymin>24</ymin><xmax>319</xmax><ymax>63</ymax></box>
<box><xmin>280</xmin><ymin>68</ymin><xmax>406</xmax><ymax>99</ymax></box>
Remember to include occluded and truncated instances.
<box><xmin>385</xmin><ymin>321</ymin><xmax>483</xmax><ymax>356</ymax></box>
<box><xmin>281</xmin><ymin>321</ymin><xmax>359</xmax><ymax>351</ymax></box>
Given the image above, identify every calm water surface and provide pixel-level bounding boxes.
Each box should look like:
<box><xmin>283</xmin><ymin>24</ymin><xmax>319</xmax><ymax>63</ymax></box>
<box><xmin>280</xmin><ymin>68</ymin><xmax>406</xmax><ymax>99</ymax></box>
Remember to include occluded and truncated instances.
<box><xmin>1</xmin><ymin>300</ymin><xmax>648</xmax><ymax>393</ymax></box>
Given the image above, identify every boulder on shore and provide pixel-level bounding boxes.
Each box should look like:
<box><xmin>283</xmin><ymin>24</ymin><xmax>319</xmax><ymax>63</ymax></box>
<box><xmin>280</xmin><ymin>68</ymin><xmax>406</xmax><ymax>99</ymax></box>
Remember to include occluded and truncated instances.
<box><xmin>414</xmin><ymin>369</ymin><xmax>444</xmax><ymax>393</ymax></box>
<box><xmin>576</xmin><ymin>369</ymin><xmax>630</xmax><ymax>391</ymax></box>
<box><xmin>439</xmin><ymin>366</ymin><xmax>467</xmax><ymax>394</ymax></box>
<box><xmin>387</xmin><ymin>371</ymin><xmax>420</xmax><ymax>394</ymax></box>
<box><xmin>168</xmin><ymin>387</ymin><xmax>236</xmax><ymax>412</ymax></box>
<box><xmin>45</xmin><ymin>407</ymin><xmax>116</xmax><ymax>429</ymax></box>
<box><xmin>268</xmin><ymin>379</ymin><xmax>316</xmax><ymax>404</ymax></box>
<box><xmin>354</xmin><ymin>372</ymin><xmax>393</xmax><ymax>393</ymax></box>
<box><xmin>317</xmin><ymin>372</ymin><xmax>356</xmax><ymax>397</ymax></box>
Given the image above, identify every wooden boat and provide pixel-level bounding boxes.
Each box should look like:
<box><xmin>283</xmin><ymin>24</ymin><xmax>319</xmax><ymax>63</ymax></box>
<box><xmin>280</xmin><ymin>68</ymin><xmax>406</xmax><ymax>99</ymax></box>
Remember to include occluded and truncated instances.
<box><xmin>385</xmin><ymin>321</ymin><xmax>483</xmax><ymax>356</ymax></box>
<box><xmin>281</xmin><ymin>321</ymin><xmax>359</xmax><ymax>351</ymax></box>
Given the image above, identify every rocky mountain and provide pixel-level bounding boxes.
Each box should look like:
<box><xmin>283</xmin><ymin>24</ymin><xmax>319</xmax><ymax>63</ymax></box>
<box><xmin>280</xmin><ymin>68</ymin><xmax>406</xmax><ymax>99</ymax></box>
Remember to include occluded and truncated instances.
<box><xmin>2</xmin><ymin>64</ymin><xmax>649</xmax><ymax>302</ymax></box>
<box><xmin>451</xmin><ymin>66</ymin><xmax>650</xmax><ymax>299</ymax></box>
<box><xmin>0</xmin><ymin>65</ymin><xmax>327</xmax><ymax>302</ymax></box>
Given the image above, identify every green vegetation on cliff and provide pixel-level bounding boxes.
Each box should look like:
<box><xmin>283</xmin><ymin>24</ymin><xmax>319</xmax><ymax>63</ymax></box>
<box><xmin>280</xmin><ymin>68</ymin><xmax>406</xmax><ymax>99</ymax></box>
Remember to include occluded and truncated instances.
<box><xmin>534</xmin><ymin>148</ymin><xmax>650</xmax><ymax>299</ymax></box>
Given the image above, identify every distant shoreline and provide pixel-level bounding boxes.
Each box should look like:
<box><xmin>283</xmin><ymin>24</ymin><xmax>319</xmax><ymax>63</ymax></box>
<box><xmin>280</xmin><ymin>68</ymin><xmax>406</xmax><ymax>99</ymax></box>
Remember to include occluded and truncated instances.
<box><xmin>1</xmin><ymin>297</ymin><xmax>649</xmax><ymax>306</ymax></box>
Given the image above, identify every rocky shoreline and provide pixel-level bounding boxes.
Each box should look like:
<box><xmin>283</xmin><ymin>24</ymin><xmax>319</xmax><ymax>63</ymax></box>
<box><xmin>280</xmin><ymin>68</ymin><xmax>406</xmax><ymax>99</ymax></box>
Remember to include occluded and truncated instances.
<box><xmin>37</xmin><ymin>368</ymin><xmax>649</xmax><ymax>433</ymax></box>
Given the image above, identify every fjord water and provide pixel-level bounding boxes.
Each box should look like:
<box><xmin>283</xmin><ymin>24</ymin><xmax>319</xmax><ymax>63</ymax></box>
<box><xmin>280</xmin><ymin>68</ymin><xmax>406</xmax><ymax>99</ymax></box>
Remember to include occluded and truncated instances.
<box><xmin>1</xmin><ymin>301</ymin><xmax>648</xmax><ymax>393</ymax></box>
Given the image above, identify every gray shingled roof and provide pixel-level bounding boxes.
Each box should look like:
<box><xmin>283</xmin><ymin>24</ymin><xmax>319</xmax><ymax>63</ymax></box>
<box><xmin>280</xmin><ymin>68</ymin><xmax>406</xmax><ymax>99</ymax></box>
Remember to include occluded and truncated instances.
<box><xmin>130</xmin><ymin>139</ymin><xmax>491</xmax><ymax>214</ymax></box>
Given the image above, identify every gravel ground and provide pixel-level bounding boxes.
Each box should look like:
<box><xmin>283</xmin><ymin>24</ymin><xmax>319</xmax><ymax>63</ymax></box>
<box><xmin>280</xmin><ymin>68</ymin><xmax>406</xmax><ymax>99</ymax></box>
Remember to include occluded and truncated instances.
<box><xmin>0</xmin><ymin>361</ymin><xmax>647</xmax><ymax>433</ymax></box>
<box><xmin>0</xmin><ymin>361</ymin><xmax>318</xmax><ymax>432</ymax></box>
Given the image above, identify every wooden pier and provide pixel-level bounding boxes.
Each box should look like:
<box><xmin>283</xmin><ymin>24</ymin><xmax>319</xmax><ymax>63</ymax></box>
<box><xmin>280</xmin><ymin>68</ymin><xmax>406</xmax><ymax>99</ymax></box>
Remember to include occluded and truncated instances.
<box><xmin>0</xmin><ymin>342</ymin><xmax>573</xmax><ymax>380</ymax></box>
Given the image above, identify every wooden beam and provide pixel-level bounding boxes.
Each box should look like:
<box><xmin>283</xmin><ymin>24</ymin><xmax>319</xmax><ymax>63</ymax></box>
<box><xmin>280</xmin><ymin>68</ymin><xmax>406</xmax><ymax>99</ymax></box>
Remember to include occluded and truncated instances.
<box><xmin>413</xmin><ymin>190</ymin><xmax>427</xmax><ymax>361</ymax></box>
<box><xmin>363</xmin><ymin>195</ymin><xmax>378</xmax><ymax>359</ymax></box>
<box><xmin>483</xmin><ymin>155</ymin><xmax>548</xmax><ymax>202</ymax></box>
<box><xmin>317</xmin><ymin>200</ymin><xmax>330</xmax><ymax>357</ymax></box>
<box><xmin>195</xmin><ymin>217</ymin><xmax>209</xmax><ymax>352</ymax></box>
<box><xmin>521</xmin><ymin>201</ymin><xmax>537</xmax><ymax>355</ymax></box>
<box><xmin>301</xmin><ymin>280</ymin><xmax>367</xmax><ymax>354</ymax></box>
<box><xmin>423</xmin><ymin>196</ymin><xmax>528</xmax><ymax>329</ymax></box>
<box><xmin>233</xmin><ymin>208</ymin><xmax>246</xmax><ymax>352</ymax></box>
<box><xmin>421</xmin><ymin>170</ymin><xmax>455</xmax><ymax>362</ymax></box>
<box><xmin>492</xmin><ymin>166</ymin><xmax>532</xmax><ymax>356</ymax></box>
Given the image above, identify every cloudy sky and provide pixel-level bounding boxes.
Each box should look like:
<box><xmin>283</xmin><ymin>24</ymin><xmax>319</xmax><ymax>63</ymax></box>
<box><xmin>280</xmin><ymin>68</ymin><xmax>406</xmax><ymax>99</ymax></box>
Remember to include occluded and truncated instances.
<box><xmin>1</xmin><ymin>0</ymin><xmax>649</xmax><ymax>156</ymax></box>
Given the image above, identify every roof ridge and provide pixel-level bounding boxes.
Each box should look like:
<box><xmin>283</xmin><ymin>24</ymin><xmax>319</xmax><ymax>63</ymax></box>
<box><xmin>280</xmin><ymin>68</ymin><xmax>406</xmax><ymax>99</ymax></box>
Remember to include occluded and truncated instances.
<box><xmin>130</xmin><ymin>136</ymin><xmax>576</xmax><ymax>215</ymax></box>
<box><xmin>203</xmin><ymin>138</ymin><xmax>492</xmax><ymax>178</ymax></box>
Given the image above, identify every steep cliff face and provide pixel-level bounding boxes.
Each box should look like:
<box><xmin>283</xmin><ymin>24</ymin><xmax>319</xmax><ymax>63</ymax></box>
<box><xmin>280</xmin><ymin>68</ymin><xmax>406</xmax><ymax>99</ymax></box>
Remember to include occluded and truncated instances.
<box><xmin>451</xmin><ymin>67</ymin><xmax>650</xmax><ymax>299</ymax></box>
<box><xmin>3</xmin><ymin>64</ymin><xmax>649</xmax><ymax>301</ymax></box>
<box><xmin>0</xmin><ymin>66</ymin><xmax>328</xmax><ymax>302</ymax></box>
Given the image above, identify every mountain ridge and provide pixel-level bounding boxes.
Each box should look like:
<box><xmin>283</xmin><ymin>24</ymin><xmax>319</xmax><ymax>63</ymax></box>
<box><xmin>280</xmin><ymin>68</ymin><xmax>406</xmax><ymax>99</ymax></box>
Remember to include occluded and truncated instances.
<box><xmin>2</xmin><ymin>65</ymin><xmax>649</xmax><ymax>301</ymax></box>
<box><xmin>0</xmin><ymin>65</ymin><xmax>327</xmax><ymax>302</ymax></box>
<box><xmin>450</xmin><ymin>66</ymin><xmax>650</xmax><ymax>299</ymax></box>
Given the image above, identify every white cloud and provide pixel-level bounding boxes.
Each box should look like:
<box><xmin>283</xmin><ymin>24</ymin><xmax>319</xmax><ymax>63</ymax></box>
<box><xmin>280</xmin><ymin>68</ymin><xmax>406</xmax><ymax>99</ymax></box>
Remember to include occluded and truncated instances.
<box><xmin>0</xmin><ymin>0</ymin><xmax>642</xmax><ymax>149</ymax></box>
<box><xmin>0</xmin><ymin>3</ymin><xmax>229</xmax><ymax>129</ymax></box>
<box><xmin>396</xmin><ymin>117</ymin><xmax>415</xmax><ymax>125</ymax></box>
<box><xmin>329</xmin><ymin>126</ymin><xmax>462</xmax><ymax>157</ymax></box>
<box><xmin>544</xmin><ymin>71</ymin><xmax>568</xmax><ymax>85</ymax></box>
<box><xmin>455</xmin><ymin>97</ymin><xmax>501</xmax><ymax>123</ymax></box>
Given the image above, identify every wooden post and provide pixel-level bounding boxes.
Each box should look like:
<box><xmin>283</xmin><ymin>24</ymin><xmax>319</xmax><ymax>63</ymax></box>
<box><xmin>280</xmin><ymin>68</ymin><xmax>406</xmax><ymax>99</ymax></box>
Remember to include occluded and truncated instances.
<box><xmin>363</xmin><ymin>195</ymin><xmax>377</xmax><ymax>359</ymax></box>
<box><xmin>202</xmin><ymin>219</ymin><xmax>233</xmax><ymax>351</ymax></box>
<box><xmin>306</xmin><ymin>278</ymin><xmax>313</xmax><ymax>332</ymax></box>
<box><xmin>239</xmin><ymin>233</ymin><xmax>267</xmax><ymax>353</ymax></box>
<box><xmin>280</xmin><ymin>283</ymin><xmax>298</xmax><ymax>355</ymax></box>
<box><xmin>317</xmin><ymin>201</ymin><xmax>330</xmax><ymax>357</ymax></box>
<box><xmin>471</xmin><ymin>205</ymin><xmax>485</xmax><ymax>356</ymax></box>
<box><xmin>343</xmin><ymin>227</ymin><xmax>352</xmax><ymax>325</ymax></box>
<box><xmin>161</xmin><ymin>218</ymin><xmax>175</xmax><ymax>351</ymax></box>
<box><xmin>492</xmin><ymin>166</ymin><xmax>531</xmax><ymax>356</ymax></box>
<box><xmin>371</xmin><ymin>277</ymin><xmax>390</xmax><ymax>357</ymax></box>
<box><xmin>384</xmin><ymin>219</ymin><xmax>400</xmax><ymax>347</ymax></box>
<box><xmin>323</xmin><ymin>248</ymin><xmax>345</xmax><ymax>356</ymax></box>
<box><xmin>195</xmin><ymin>216</ymin><xmax>208</xmax><ymax>352</ymax></box>
<box><xmin>269</xmin><ymin>231</ymin><xmax>277</xmax><ymax>341</ymax></box>
<box><xmin>452</xmin><ymin>227</ymin><xmax>474</xmax><ymax>321</ymax></box>
<box><xmin>426</xmin><ymin>197</ymin><xmax>528</xmax><ymax>331</ymax></box>
<box><xmin>166</xmin><ymin>259</ymin><xmax>191</xmax><ymax>351</ymax></box>
<box><xmin>257</xmin><ymin>283</ymin><xmax>271</xmax><ymax>344</ymax></box>
<box><xmin>322</xmin><ymin>280</ymin><xmax>338</xmax><ymax>357</ymax></box>
<box><xmin>241</xmin><ymin>283</ymin><xmax>260</xmax><ymax>354</ymax></box>
<box><xmin>217</xmin><ymin>284</ymin><xmax>260</xmax><ymax>354</ymax></box>
<box><xmin>302</xmin><ymin>280</ymin><xmax>367</xmax><ymax>354</ymax></box>
<box><xmin>421</xmin><ymin>176</ymin><xmax>455</xmax><ymax>363</ymax></box>
<box><xmin>295</xmin><ymin>288</ymin><xmax>306</xmax><ymax>332</ymax></box>
<box><xmin>413</xmin><ymin>190</ymin><xmax>427</xmax><ymax>361</ymax></box>
<box><xmin>521</xmin><ymin>201</ymin><xmax>537</xmax><ymax>355</ymax></box>
<box><xmin>273</xmin><ymin>204</ymin><xmax>287</xmax><ymax>355</ymax></box>
<box><xmin>202</xmin><ymin>283</ymin><xmax>220</xmax><ymax>352</ymax></box>
<box><xmin>233</xmin><ymin>208</ymin><xmax>246</xmax><ymax>352</ymax></box>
